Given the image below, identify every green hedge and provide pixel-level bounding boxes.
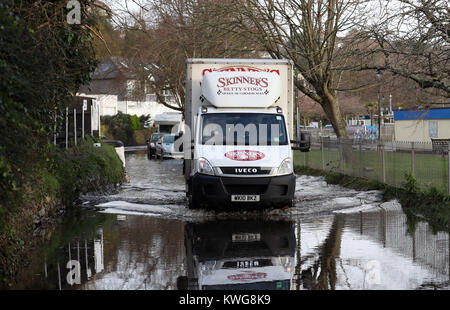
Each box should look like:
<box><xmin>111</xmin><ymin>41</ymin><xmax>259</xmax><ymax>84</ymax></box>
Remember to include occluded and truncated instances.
<box><xmin>48</xmin><ymin>137</ymin><xmax>125</xmax><ymax>205</ymax></box>
<box><xmin>0</xmin><ymin>137</ymin><xmax>124</xmax><ymax>288</ymax></box>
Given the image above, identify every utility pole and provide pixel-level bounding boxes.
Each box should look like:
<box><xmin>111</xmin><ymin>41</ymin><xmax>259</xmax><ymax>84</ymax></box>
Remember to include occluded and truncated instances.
<box><xmin>296</xmin><ymin>89</ymin><xmax>300</xmax><ymax>141</ymax></box>
<box><xmin>389</xmin><ymin>94</ymin><xmax>392</xmax><ymax>115</ymax></box>
<box><xmin>376</xmin><ymin>70</ymin><xmax>383</xmax><ymax>149</ymax></box>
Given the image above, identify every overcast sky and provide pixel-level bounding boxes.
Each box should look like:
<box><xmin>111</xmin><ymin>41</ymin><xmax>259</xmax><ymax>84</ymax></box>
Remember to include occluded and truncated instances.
<box><xmin>102</xmin><ymin>0</ymin><xmax>408</xmax><ymax>35</ymax></box>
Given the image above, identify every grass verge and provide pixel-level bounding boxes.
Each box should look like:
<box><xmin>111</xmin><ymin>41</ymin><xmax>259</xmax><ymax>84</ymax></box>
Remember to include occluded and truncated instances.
<box><xmin>294</xmin><ymin>147</ymin><xmax>449</xmax><ymax>193</ymax></box>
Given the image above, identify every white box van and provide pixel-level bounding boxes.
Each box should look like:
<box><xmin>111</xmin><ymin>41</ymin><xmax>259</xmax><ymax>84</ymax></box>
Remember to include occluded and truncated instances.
<box><xmin>183</xmin><ymin>59</ymin><xmax>309</xmax><ymax>209</ymax></box>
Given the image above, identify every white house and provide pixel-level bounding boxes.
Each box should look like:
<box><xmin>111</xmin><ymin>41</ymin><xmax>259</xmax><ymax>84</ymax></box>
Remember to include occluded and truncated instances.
<box><xmin>77</xmin><ymin>57</ymin><xmax>178</xmax><ymax>121</ymax></box>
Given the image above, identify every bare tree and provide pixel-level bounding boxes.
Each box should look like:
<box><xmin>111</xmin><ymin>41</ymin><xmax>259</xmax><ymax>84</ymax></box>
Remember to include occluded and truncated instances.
<box><xmin>358</xmin><ymin>0</ymin><xmax>449</xmax><ymax>100</ymax></box>
<box><xmin>107</xmin><ymin>0</ymin><xmax>262</xmax><ymax>113</ymax></box>
<box><xmin>224</xmin><ymin>0</ymin><xmax>371</xmax><ymax>138</ymax></box>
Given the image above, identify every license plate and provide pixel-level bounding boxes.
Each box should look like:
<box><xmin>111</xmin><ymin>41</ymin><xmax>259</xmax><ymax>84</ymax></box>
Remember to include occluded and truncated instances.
<box><xmin>235</xmin><ymin>260</ymin><xmax>260</xmax><ymax>268</ymax></box>
<box><xmin>231</xmin><ymin>195</ymin><xmax>260</xmax><ymax>202</ymax></box>
<box><xmin>232</xmin><ymin>233</ymin><xmax>261</xmax><ymax>242</ymax></box>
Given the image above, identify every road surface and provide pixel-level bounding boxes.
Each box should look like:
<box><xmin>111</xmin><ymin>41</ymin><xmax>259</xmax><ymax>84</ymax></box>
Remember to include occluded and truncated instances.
<box><xmin>14</xmin><ymin>151</ymin><xmax>450</xmax><ymax>290</ymax></box>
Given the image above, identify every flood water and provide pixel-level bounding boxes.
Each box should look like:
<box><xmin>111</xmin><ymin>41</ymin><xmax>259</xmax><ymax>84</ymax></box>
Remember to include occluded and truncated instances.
<box><xmin>14</xmin><ymin>152</ymin><xmax>449</xmax><ymax>290</ymax></box>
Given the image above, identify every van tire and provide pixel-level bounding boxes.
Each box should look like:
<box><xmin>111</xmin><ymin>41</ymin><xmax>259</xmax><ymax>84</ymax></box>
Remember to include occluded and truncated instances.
<box><xmin>188</xmin><ymin>194</ymin><xmax>200</xmax><ymax>210</ymax></box>
<box><xmin>286</xmin><ymin>199</ymin><xmax>294</xmax><ymax>208</ymax></box>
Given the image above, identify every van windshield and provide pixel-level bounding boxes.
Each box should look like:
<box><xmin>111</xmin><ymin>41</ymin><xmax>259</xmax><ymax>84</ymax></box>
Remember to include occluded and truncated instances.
<box><xmin>151</xmin><ymin>134</ymin><xmax>164</xmax><ymax>142</ymax></box>
<box><xmin>201</xmin><ymin>113</ymin><xmax>288</xmax><ymax>145</ymax></box>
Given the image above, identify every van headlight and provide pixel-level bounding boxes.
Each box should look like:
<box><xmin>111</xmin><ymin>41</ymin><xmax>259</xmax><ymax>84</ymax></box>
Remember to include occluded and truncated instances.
<box><xmin>197</xmin><ymin>157</ymin><xmax>215</xmax><ymax>175</ymax></box>
<box><xmin>278</xmin><ymin>158</ymin><xmax>293</xmax><ymax>175</ymax></box>
<box><xmin>274</xmin><ymin>256</ymin><xmax>293</xmax><ymax>273</ymax></box>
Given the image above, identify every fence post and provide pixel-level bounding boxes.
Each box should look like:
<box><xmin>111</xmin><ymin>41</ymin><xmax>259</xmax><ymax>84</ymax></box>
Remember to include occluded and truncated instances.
<box><xmin>97</xmin><ymin>100</ymin><xmax>101</xmax><ymax>137</ymax></box>
<box><xmin>359</xmin><ymin>140</ymin><xmax>363</xmax><ymax>178</ymax></box>
<box><xmin>382</xmin><ymin>141</ymin><xmax>386</xmax><ymax>183</ymax></box>
<box><xmin>65</xmin><ymin>107</ymin><xmax>68</xmax><ymax>150</ymax></box>
<box><xmin>448</xmin><ymin>143</ymin><xmax>450</xmax><ymax>195</ymax></box>
<box><xmin>90</xmin><ymin>103</ymin><xmax>93</xmax><ymax>136</ymax></box>
<box><xmin>339</xmin><ymin>138</ymin><xmax>344</xmax><ymax>173</ymax></box>
<box><xmin>74</xmin><ymin>108</ymin><xmax>77</xmax><ymax>146</ymax></box>
<box><xmin>53</xmin><ymin>110</ymin><xmax>57</xmax><ymax>146</ymax></box>
<box><xmin>321</xmin><ymin>136</ymin><xmax>325</xmax><ymax>170</ymax></box>
<box><xmin>411</xmin><ymin>141</ymin><xmax>415</xmax><ymax>177</ymax></box>
<box><xmin>82</xmin><ymin>100</ymin><xmax>86</xmax><ymax>140</ymax></box>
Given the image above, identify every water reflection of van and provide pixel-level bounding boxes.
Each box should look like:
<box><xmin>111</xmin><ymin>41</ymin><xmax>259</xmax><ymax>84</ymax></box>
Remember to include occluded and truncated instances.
<box><xmin>178</xmin><ymin>220</ymin><xmax>296</xmax><ymax>290</ymax></box>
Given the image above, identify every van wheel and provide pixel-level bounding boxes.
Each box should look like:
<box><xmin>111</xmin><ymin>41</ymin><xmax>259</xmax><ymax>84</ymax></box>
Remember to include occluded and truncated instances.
<box><xmin>286</xmin><ymin>199</ymin><xmax>294</xmax><ymax>208</ymax></box>
<box><xmin>188</xmin><ymin>194</ymin><xmax>200</xmax><ymax>210</ymax></box>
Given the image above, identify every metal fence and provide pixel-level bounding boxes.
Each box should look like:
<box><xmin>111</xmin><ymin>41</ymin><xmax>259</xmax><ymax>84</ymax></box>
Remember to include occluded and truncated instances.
<box><xmin>294</xmin><ymin>136</ymin><xmax>450</xmax><ymax>195</ymax></box>
<box><xmin>304</xmin><ymin>124</ymin><xmax>395</xmax><ymax>142</ymax></box>
<box><xmin>54</xmin><ymin>96</ymin><xmax>100</xmax><ymax>149</ymax></box>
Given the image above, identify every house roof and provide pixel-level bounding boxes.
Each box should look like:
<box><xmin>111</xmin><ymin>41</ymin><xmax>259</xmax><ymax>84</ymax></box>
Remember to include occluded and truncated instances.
<box><xmin>90</xmin><ymin>57</ymin><xmax>135</xmax><ymax>80</ymax></box>
<box><xmin>394</xmin><ymin>108</ymin><xmax>450</xmax><ymax>121</ymax></box>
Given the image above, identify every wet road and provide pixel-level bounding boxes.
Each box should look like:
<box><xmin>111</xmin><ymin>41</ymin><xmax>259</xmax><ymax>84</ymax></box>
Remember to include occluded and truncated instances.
<box><xmin>15</xmin><ymin>151</ymin><xmax>450</xmax><ymax>290</ymax></box>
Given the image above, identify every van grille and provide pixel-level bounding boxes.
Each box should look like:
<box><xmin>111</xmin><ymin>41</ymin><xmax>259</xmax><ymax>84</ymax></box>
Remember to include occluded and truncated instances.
<box><xmin>220</xmin><ymin>167</ymin><xmax>271</xmax><ymax>175</ymax></box>
<box><xmin>221</xmin><ymin>177</ymin><xmax>271</xmax><ymax>195</ymax></box>
<box><xmin>224</xmin><ymin>184</ymin><xmax>268</xmax><ymax>195</ymax></box>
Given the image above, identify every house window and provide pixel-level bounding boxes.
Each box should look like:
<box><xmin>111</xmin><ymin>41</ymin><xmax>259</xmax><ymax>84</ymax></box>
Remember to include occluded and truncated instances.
<box><xmin>126</xmin><ymin>80</ymin><xmax>135</xmax><ymax>97</ymax></box>
<box><xmin>146</xmin><ymin>94</ymin><xmax>157</xmax><ymax>102</ymax></box>
<box><xmin>428</xmin><ymin>121</ymin><xmax>438</xmax><ymax>137</ymax></box>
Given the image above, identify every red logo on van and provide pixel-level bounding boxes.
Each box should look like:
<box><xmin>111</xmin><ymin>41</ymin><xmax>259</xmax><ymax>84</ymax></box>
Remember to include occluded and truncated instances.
<box><xmin>227</xmin><ymin>271</ymin><xmax>267</xmax><ymax>281</ymax></box>
<box><xmin>225</xmin><ymin>150</ymin><xmax>265</xmax><ymax>161</ymax></box>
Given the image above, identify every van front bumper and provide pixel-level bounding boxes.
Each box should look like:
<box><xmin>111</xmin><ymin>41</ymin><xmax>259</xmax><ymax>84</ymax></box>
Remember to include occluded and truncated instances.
<box><xmin>190</xmin><ymin>173</ymin><xmax>296</xmax><ymax>208</ymax></box>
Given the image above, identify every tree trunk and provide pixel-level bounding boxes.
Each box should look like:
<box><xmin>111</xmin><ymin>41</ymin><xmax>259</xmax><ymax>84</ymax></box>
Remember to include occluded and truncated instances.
<box><xmin>320</xmin><ymin>95</ymin><xmax>348</xmax><ymax>139</ymax></box>
<box><xmin>313</xmin><ymin>215</ymin><xmax>345</xmax><ymax>290</ymax></box>
<box><xmin>321</xmin><ymin>94</ymin><xmax>353</xmax><ymax>165</ymax></box>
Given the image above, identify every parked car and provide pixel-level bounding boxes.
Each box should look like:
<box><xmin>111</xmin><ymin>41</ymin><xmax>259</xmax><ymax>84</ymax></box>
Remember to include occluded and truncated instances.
<box><xmin>155</xmin><ymin>134</ymin><xmax>183</xmax><ymax>160</ymax></box>
<box><xmin>147</xmin><ymin>132</ymin><xmax>165</xmax><ymax>158</ymax></box>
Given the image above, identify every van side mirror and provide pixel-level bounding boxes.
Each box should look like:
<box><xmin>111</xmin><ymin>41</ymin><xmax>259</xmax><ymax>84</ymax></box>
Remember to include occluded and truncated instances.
<box><xmin>291</xmin><ymin>132</ymin><xmax>311</xmax><ymax>152</ymax></box>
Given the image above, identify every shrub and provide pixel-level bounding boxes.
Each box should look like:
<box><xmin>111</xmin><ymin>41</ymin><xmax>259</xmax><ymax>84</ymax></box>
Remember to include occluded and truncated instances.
<box><xmin>101</xmin><ymin>113</ymin><xmax>143</xmax><ymax>146</ymax></box>
<box><xmin>402</xmin><ymin>172</ymin><xmax>420</xmax><ymax>194</ymax></box>
<box><xmin>130</xmin><ymin>115</ymin><xmax>142</xmax><ymax>130</ymax></box>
